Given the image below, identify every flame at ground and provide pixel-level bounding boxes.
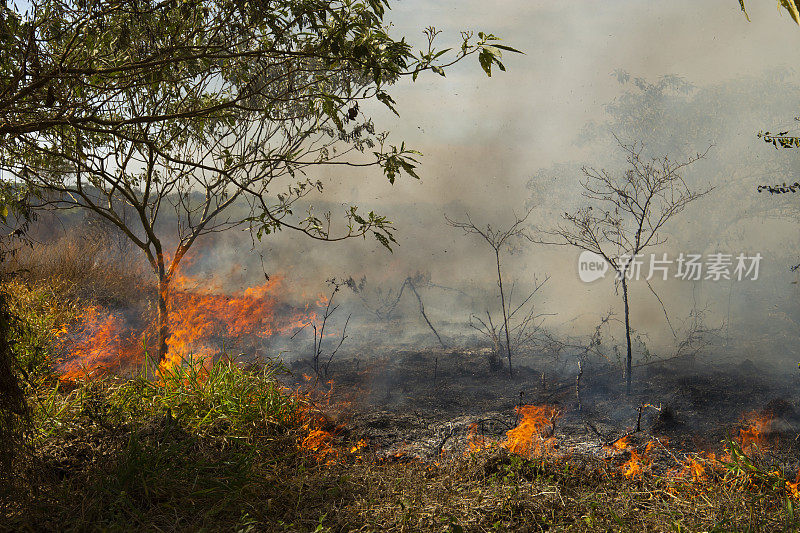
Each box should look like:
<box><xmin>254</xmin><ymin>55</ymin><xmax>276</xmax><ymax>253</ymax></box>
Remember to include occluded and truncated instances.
<box><xmin>608</xmin><ymin>435</ymin><xmax>630</xmax><ymax>452</ymax></box>
<box><xmin>57</xmin><ymin>306</ymin><xmax>141</xmax><ymax>380</ymax></box>
<box><xmin>464</xmin><ymin>405</ymin><xmax>559</xmax><ymax>458</ymax></box>
<box><xmin>679</xmin><ymin>453</ymin><xmax>711</xmax><ymax>483</ymax></box>
<box><xmin>501</xmin><ymin>405</ymin><xmax>559</xmax><ymax>458</ymax></box>
<box><xmin>737</xmin><ymin>411</ymin><xmax>773</xmax><ymax>453</ymax></box>
<box><xmin>787</xmin><ymin>471</ymin><xmax>800</xmax><ymax>498</ymax></box>
<box><xmin>466</xmin><ymin>422</ymin><xmax>490</xmax><ymax>454</ymax></box>
<box><xmin>350</xmin><ymin>439</ymin><xmax>368</xmax><ymax>454</ymax></box>
<box><xmin>57</xmin><ymin>273</ymin><xmax>319</xmax><ymax>379</ymax></box>
<box><xmin>605</xmin><ymin>436</ymin><xmax>658</xmax><ymax>479</ymax></box>
<box><xmin>623</xmin><ymin>441</ymin><xmax>656</xmax><ymax>479</ymax></box>
<box><xmin>159</xmin><ymin>273</ymin><xmax>318</xmax><ymax>371</ymax></box>
<box><xmin>300</xmin><ymin>428</ymin><xmax>336</xmax><ymax>461</ymax></box>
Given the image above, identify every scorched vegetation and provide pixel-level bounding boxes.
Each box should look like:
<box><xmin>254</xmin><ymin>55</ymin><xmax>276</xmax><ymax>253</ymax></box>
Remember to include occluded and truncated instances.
<box><xmin>2</xmin><ymin>259</ymin><xmax>800</xmax><ymax>531</ymax></box>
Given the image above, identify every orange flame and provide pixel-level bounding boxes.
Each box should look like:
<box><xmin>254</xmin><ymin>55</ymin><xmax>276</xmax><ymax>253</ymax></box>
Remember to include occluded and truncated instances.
<box><xmin>350</xmin><ymin>438</ymin><xmax>368</xmax><ymax>454</ymax></box>
<box><xmin>57</xmin><ymin>306</ymin><xmax>142</xmax><ymax>380</ymax></box>
<box><xmin>737</xmin><ymin>411</ymin><xmax>773</xmax><ymax>453</ymax></box>
<box><xmin>680</xmin><ymin>455</ymin><xmax>709</xmax><ymax>482</ymax></box>
<box><xmin>466</xmin><ymin>422</ymin><xmax>491</xmax><ymax>454</ymax></box>
<box><xmin>787</xmin><ymin>471</ymin><xmax>800</xmax><ymax>498</ymax></box>
<box><xmin>622</xmin><ymin>448</ymin><xmax>644</xmax><ymax>479</ymax></box>
<box><xmin>607</xmin><ymin>436</ymin><xmax>657</xmax><ymax>479</ymax></box>
<box><xmin>57</xmin><ymin>273</ymin><xmax>320</xmax><ymax>379</ymax></box>
<box><xmin>300</xmin><ymin>428</ymin><xmax>336</xmax><ymax>460</ymax></box>
<box><xmin>608</xmin><ymin>435</ymin><xmax>630</xmax><ymax>452</ymax></box>
<box><xmin>501</xmin><ymin>405</ymin><xmax>559</xmax><ymax>458</ymax></box>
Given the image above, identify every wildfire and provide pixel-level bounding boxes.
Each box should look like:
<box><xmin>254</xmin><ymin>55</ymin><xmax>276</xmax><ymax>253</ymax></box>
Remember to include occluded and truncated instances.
<box><xmin>57</xmin><ymin>273</ymin><xmax>319</xmax><ymax>379</ymax></box>
<box><xmin>57</xmin><ymin>306</ymin><xmax>141</xmax><ymax>380</ymax></box>
<box><xmin>159</xmin><ymin>273</ymin><xmax>317</xmax><ymax>371</ymax></box>
<box><xmin>350</xmin><ymin>439</ymin><xmax>368</xmax><ymax>454</ymax></box>
<box><xmin>608</xmin><ymin>435</ymin><xmax>630</xmax><ymax>452</ymax></box>
<box><xmin>466</xmin><ymin>422</ymin><xmax>491</xmax><ymax>454</ymax></box>
<box><xmin>787</xmin><ymin>471</ymin><xmax>800</xmax><ymax>498</ymax></box>
<box><xmin>623</xmin><ymin>441</ymin><xmax>656</xmax><ymax>479</ymax></box>
<box><xmin>606</xmin><ymin>436</ymin><xmax>658</xmax><ymax>479</ymax></box>
<box><xmin>737</xmin><ymin>411</ymin><xmax>773</xmax><ymax>453</ymax></box>
<box><xmin>501</xmin><ymin>405</ymin><xmax>559</xmax><ymax>458</ymax></box>
<box><xmin>300</xmin><ymin>428</ymin><xmax>336</xmax><ymax>460</ymax></box>
<box><xmin>679</xmin><ymin>454</ymin><xmax>710</xmax><ymax>482</ymax></box>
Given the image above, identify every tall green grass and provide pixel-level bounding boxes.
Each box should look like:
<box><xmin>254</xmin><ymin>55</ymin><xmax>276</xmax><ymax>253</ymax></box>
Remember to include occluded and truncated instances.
<box><xmin>5</xmin><ymin>279</ymin><xmax>80</xmax><ymax>383</ymax></box>
<box><xmin>30</xmin><ymin>355</ymin><xmax>301</xmax><ymax>443</ymax></box>
<box><xmin>14</xmin><ymin>355</ymin><xmax>309</xmax><ymax>531</ymax></box>
<box><xmin>117</xmin><ymin>355</ymin><xmax>299</xmax><ymax>440</ymax></box>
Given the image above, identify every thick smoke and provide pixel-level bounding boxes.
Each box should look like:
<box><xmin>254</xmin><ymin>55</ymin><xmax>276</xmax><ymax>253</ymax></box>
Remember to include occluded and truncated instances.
<box><xmin>16</xmin><ymin>2</ymin><xmax>800</xmax><ymax>373</ymax></box>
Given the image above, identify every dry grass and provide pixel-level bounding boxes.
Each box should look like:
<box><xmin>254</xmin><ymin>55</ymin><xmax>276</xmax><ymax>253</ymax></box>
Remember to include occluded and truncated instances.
<box><xmin>3</xmin><ymin>243</ymin><xmax>799</xmax><ymax>532</ymax></box>
<box><xmin>4</xmin><ymin>227</ymin><xmax>153</xmax><ymax>309</ymax></box>
<box><xmin>3</xmin><ymin>352</ymin><xmax>799</xmax><ymax>532</ymax></box>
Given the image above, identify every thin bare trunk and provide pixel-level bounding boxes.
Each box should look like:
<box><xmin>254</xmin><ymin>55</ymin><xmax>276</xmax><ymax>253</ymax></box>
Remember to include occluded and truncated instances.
<box><xmin>622</xmin><ymin>277</ymin><xmax>632</xmax><ymax>395</ymax></box>
<box><xmin>407</xmin><ymin>280</ymin><xmax>446</xmax><ymax>348</ymax></box>
<box><xmin>496</xmin><ymin>250</ymin><xmax>512</xmax><ymax>377</ymax></box>
<box><xmin>576</xmin><ymin>359</ymin><xmax>583</xmax><ymax>411</ymax></box>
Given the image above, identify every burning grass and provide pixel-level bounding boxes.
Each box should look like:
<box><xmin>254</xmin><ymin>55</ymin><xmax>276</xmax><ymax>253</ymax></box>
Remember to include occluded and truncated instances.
<box><xmin>5</xmin><ymin>278</ymin><xmax>800</xmax><ymax>530</ymax></box>
<box><xmin>4</xmin><ymin>350</ymin><xmax>800</xmax><ymax>531</ymax></box>
<box><xmin>7</xmin><ymin>372</ymin><xmax>800</xmax><ymax>532</ymax></box>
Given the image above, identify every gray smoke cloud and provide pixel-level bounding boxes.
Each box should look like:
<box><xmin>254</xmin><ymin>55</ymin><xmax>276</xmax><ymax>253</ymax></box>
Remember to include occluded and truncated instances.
<box><xmin>224</xmin><ymin>1</ymin><xmax>800</xmax><ymax>366</ymax></box>
<box><xmin>21</xmin><ymin>1</ymin><xmax>800</xmax><ymax>370</ymax></box>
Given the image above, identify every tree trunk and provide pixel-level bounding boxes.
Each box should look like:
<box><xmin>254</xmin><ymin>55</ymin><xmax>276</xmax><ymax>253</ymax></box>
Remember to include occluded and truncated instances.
<box><xmin>496</xmin><ymin>250</ymin><xmax>513</xmax><ymax>377</ymax></box>
<box><xmin>156</xmin><ymin>259</ymin><xmax>170</xmax><ymax>364</ymax></box>
<box><xmin>622</xmin><ymin>276</ymin><xmax>632</xmax><ymax>395</ymax></box>
<box><xmin>0</xmin><ymin>287</ymin><xmax>27</xmax><ymax>472</ymax></box>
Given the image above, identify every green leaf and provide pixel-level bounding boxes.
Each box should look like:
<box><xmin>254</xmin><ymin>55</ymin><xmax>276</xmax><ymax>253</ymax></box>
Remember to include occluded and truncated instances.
<box><xmin>376</xmin><ymin>91</ymin><xmax>398</xmax><ymax>116</ymax></box>
<box><xmin>321</xmin><ymin>98</ymin><xmax>344</xmax><ymax>132</ymax></box>
<box><xmin>492</xmin><ymin>43</ymin><xmax>524</xmax><ymax>54</ymax></box>
<box><xmin>780</xmin><ymin>0</ymin><xmax>800</xmax><ymax>24</ymax></box>
<box><xmin>352</xmin><ymin>211</ymin><xmax>367</xmax><ymax>225</ymax></box>
<box><xmin>478</xmin><ymin>49</ymin><xmax>493</xmax><ymax>77</ymax></box>
<box><xmin>739</xmin><ymin>0</ymin><xmax>751</xmax><ymax>22</ymax></box>
<box><xmin>374</xmin><ymin>231</ymin><xmax>394</xmax><ymax>252</ymax></box>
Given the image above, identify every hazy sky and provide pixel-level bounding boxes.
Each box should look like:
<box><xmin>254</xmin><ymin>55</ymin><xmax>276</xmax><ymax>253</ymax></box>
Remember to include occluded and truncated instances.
<box><xmin>319</xmin><ymin>1</ymin><xmax>800</xmax><ymax>209</ymax></box>
<box><xmin>253</xmin><ymin>1</ymin><xmax>800</xmax><ymax>356</ymax></box>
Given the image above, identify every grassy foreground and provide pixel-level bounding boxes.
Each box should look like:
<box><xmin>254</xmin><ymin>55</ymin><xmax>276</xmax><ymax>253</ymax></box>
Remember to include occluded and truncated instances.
<box><xmin>3</xmin><ymin>281</ymin><xmax>800</xmax><ymax>531</ymax></box>
<box><xmin>4</xmin><ymin>364</ymin><xmax>800</xmax><ymax>532</ymax></box>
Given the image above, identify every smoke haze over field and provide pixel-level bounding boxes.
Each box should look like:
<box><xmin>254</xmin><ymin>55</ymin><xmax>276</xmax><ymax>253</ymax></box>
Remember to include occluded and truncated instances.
<box><xmin>183</xmin><ymin>1</ymin><xmax>798</xmax><ymax>366</ymax></box>
<box><xmin>18</xmin><ymin>1</ymin><xmax>800</xmax><ymax>369</ymax></box>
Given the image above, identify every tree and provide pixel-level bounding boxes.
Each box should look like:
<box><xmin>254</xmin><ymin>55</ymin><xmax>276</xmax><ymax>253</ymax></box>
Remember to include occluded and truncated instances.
<box><xmin>549</xmin><ymin>142</ymin><xmax>710</xmax><ymax>394</ymax></box>
<box><xmin>1</xmin><ymin>1</ymin><xmax>515</xmax><ymax>138</ymax></box>
<box><xmin>1</xmin><ymin>0</ymin><xmax>520</xmax><ymax>366</ymax></box>
<box><xmin>308</xmin><ymin>278</ymin><xmax>350</xmax><ymax>380</ymax></box>
<box><xmin>446</xmin><ymin>208</ymin><xmax>547</xmax><ymax>376</ymax></box>
<box><xmin>571</xmin><ymin>70</ymin><xmax>800</xmax><ymax>266</ymax></box>
<box><xmin>346</xmin><ymin>272</ymin><xmax>454</xmax><ymax>348</ymax></box>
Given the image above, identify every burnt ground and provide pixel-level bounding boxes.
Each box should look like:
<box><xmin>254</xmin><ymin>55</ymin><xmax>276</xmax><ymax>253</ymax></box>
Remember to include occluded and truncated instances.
<box><xmin>283</xmin><ymin>347</ymin><xmax>800</xmax><ymax>469</ymax></box>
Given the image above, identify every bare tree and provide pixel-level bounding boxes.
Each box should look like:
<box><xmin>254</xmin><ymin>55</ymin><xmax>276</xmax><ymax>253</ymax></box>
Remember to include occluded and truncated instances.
<box><xmin>548</xmin><ymin>141</ymin><xmax>711</xmax><ymax>394</ymax></box>
<box><xmin>308</xmin><ymin>278</ymin><xmax>350</xmax><ymax>380</ymax></box>
<box><xmin>446</xmin><ymin>208</ymin><xmax>547</xmax><ymax>376</ymax></box>
<box><xmin>346</xmin><ymin>272</ymin><xmax>448</xmax><ymax>348</ymax></box>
